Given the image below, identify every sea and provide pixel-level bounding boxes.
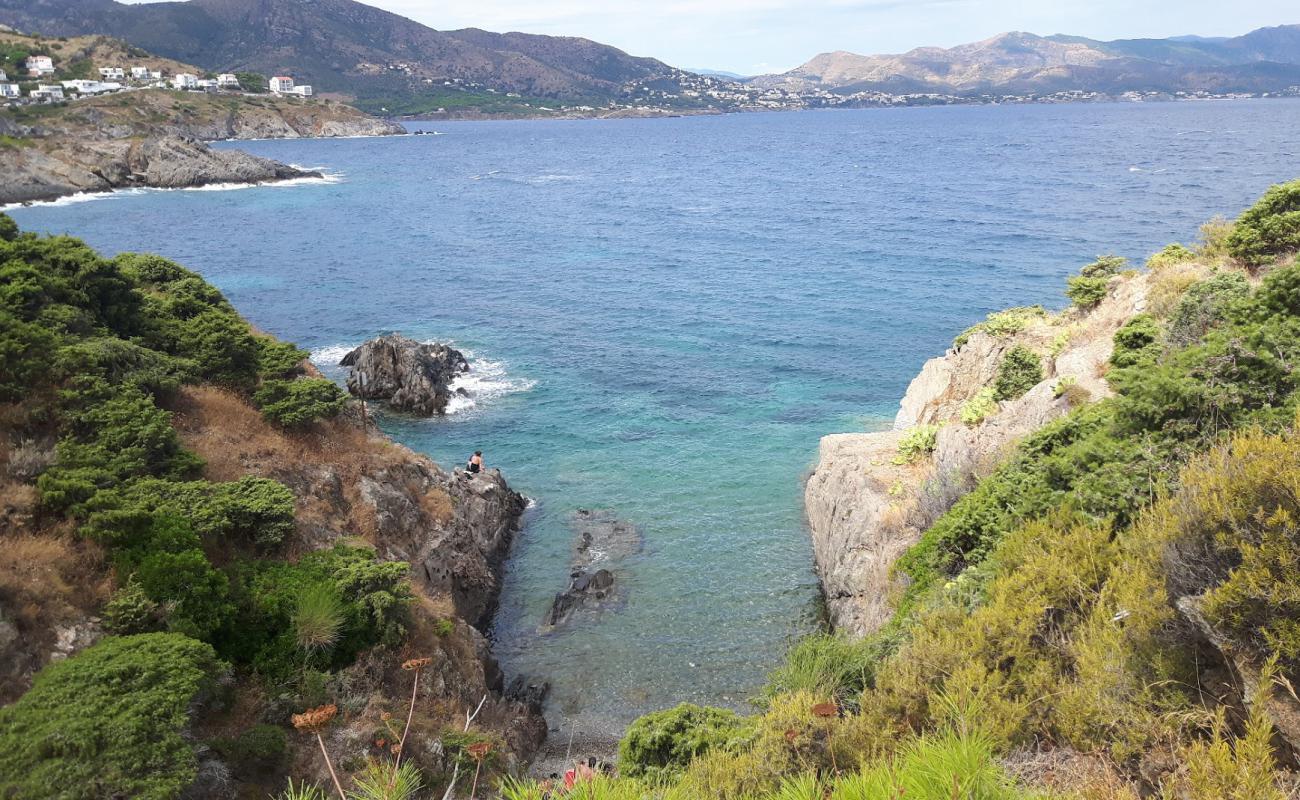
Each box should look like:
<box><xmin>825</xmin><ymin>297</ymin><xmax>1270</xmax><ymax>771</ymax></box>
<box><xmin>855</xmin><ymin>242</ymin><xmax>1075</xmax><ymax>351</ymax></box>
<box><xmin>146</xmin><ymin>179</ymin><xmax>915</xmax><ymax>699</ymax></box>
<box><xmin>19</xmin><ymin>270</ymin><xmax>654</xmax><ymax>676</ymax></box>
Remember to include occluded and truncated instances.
<box><xmin>10</xmin><ymin>99</ymin><xmax>1300</xmax><ymax>746</ymax></box>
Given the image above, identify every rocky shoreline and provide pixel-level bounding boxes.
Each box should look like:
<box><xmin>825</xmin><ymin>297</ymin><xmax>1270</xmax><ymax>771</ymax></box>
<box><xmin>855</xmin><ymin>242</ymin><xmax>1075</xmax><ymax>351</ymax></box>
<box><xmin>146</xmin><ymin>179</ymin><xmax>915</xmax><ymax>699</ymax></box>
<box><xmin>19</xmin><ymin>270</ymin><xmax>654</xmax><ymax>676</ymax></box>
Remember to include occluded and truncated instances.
<box><xmin>0</xmin><ymin>90</ymin><xmax>405</xmax><ymax>205</ymax></box>
<box><xmin>804</xmin><ymin>273</ymin><xmax>1150</xmax><ymax>636</ymax></box>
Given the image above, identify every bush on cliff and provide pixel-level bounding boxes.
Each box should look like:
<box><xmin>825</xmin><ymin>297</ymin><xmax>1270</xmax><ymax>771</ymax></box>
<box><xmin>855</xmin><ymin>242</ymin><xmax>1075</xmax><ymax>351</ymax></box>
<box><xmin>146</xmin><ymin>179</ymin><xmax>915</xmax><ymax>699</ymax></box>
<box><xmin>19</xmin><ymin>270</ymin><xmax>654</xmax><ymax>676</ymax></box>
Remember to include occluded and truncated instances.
<box><xmin>1166</xmin><ymin>271</ymin><xmax>1249</xmax><ymax>349</ymax></box>
<box><xmin>992</xmin><ymin>345</ymin><xmax>1042</xmax><ymax>401</ymax></box>
<box><xmin>254</xmin><ymin>377</ymin><xmax>348</xmax><ymax>428</ymax></box>
<box><xmin>1109</xmin><ymin>313</ymin><xmax>1161</xmax><ymax>369</ymax></box>
<box><xmin>0</xmin><ymin>211</ymin><xmax>17</xmax><ymax>241</ymax></box>
<box><xmin>1227</xmin><ymin>178</ymin><xmax>1300</xmax><ymax>267</ymax></box>
<box><xmin>221</xmin><ymin>544</ymin><xmax>411</xmax><ymax>680</ymax></box>
<box><xmin>0</xmin><ymin>633</ymin><xmax>224</xmax><ymax>800</ymax></box>
<box><xmin>619</xmin><ymin>703</ymin><xmax>758</xmax><ymax>780</ymax></box>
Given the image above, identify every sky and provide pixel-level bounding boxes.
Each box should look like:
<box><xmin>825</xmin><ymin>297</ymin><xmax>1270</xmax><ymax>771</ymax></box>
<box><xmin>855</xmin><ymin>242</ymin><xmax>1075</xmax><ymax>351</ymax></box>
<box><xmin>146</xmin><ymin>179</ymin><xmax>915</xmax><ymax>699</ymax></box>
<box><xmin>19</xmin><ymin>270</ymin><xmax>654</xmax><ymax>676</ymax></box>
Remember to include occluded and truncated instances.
<box><xmin>120</xmin><ymin>0</ymin><xmax>1298</xmax><ymax>75</ymax></box>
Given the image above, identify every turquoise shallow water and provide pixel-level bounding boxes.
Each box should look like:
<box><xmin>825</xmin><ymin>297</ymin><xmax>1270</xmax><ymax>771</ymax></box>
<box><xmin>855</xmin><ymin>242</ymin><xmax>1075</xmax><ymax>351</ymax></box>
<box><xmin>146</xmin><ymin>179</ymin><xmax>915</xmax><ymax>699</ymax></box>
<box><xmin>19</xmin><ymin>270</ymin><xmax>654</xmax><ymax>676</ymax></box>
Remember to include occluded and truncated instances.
<box><xmin>10</xmin><ymin>100</ymin><xmax>1300</xmax><ymax>737</ymax></box>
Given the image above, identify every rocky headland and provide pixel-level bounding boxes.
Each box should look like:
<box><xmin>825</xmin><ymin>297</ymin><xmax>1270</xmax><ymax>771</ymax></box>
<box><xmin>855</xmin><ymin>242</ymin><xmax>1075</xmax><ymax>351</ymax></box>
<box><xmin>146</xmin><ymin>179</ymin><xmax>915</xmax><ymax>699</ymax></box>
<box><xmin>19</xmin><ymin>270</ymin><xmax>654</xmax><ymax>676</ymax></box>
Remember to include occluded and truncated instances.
<box><xmin>340</xmin><ymin>334</ymin><xmax>470</xmax><ymax>416</ymax></box>
<box><xmin>0</xmin><ymin>89</ymin><xmax>404</xmax><ymax>204</ymax></box>
<box><xmin>805</xmin><ymin>271</ymin><xmax>1151</xmax><ymax>636</ymax></box>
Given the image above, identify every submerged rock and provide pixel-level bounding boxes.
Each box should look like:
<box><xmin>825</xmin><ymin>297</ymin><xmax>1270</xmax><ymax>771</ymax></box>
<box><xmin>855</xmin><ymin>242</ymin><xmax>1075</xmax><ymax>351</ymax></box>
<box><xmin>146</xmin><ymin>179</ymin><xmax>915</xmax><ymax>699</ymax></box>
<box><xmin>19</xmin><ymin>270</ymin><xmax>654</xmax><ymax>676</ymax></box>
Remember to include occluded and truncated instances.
<box><xmin>340</xmin><ymin>334</ymin><xmax>469</xmax><ymax>416</ymax></box>
<box><xmin>543</xmin><ymin>509</ymin><xmax>642</xmax><ymax>629</ymax></box>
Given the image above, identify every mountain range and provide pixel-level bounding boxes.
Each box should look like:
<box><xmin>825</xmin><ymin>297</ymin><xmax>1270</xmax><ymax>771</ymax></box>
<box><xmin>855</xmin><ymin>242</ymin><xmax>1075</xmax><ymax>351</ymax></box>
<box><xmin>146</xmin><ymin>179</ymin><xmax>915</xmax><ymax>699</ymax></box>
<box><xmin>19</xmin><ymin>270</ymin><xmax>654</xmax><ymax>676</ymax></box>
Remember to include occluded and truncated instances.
<box><xmin>2</xmin><ymin>0</ymin><xmax>1299</xmax><ymax>115</ymax></box>
<box><xmin>0</xmin><ymin>0</ymin><xmax>703</xmax><ymax>114</ymax></box>
<box><xmin>752</xmin><ymin>25</ymin><xmax>1300</xmax><ymax>96</ymax></box>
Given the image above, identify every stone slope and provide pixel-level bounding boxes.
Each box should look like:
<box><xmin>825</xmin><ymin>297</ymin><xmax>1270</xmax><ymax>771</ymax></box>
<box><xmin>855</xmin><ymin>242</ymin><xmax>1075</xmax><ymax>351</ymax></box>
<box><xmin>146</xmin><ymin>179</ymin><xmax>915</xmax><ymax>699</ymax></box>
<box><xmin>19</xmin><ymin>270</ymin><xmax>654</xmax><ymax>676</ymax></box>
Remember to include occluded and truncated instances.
<box><xmin>805</xmin><ymin>273</ymin><xmax>1150</xmax><ymax>636</ymax></box>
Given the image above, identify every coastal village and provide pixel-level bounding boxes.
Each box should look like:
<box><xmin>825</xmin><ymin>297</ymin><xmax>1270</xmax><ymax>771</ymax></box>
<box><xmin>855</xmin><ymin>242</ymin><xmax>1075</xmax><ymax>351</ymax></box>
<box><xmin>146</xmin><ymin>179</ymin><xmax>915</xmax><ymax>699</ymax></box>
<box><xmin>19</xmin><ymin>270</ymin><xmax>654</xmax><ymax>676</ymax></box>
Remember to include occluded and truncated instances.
<box><xmin>0</xmin><ymin>40</ymin><xmax>312</xmax><ymax>106</ymax></box>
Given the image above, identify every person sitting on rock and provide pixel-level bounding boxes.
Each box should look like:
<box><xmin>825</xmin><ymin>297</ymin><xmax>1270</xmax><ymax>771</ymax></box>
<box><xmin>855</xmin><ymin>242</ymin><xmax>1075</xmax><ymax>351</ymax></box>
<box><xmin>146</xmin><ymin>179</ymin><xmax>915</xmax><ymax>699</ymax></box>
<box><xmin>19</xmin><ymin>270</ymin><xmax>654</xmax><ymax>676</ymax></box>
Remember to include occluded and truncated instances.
<box><xmin>467</xmin><ymin>451</ymin><xmax>483</xmax><ymax>474</ymax></box>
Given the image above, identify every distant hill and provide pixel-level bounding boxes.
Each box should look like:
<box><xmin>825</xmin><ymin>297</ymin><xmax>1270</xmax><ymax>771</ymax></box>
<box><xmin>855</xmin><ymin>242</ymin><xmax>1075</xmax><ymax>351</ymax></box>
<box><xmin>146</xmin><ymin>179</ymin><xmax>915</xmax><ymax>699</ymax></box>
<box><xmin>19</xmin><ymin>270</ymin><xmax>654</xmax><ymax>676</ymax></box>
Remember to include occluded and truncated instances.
<box><xmin>751</xmin><ymin>25</ymin><xmax>1300</xmax><ymax>96</ymax></box>
<box><xmin>0</xmin><ymin>0</ymin><xmax>709</xmax><ymax>114</ymax></box>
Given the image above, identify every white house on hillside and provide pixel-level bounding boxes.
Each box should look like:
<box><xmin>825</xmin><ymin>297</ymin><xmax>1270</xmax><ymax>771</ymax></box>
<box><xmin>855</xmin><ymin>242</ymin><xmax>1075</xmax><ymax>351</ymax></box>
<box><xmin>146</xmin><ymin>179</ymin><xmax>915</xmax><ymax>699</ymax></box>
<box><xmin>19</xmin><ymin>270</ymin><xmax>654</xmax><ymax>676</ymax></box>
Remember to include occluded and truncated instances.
<box><xmin>217</xmin><ymin>73</ymin><xmax>240</xmax><ymax>89</ymax></box>
<box><xmin>99</xmin><ymin>67</ymin><xmax>125</xmax><ymax>80</ymax></box>
<box><xmin>268</xmin><ymin>75</ymin><xmax>294</xmax><ymax>93</ymax></box>
<box><xmin>0</xmin><ymin>69</ymin><xmax>7</xmax><ymax>82</ymax></box>
<box><xmin>196</xmin><ymin>78</ymin><xmax>218</xmax><ymax>91</ymax></box>
<box><xmin>291</xmin><ymin>84</ymin><xmax>313</xmax><ymax>96</ymax></box>
<box><xmin>31</xmin><ymin>84</ymin><xmax>65</xmax><ymax>101</ymax></box>
<box><xmin>0</xmin><ymin>83</ymin><xmax>19</xmax><ymax>99</ymax></box>
<box><xmin>130</xmin><ymin>66</ymin><xmax>151</xmax><ymax>80</ymax></box>
<box><xmin>172</xmin><ymin>73</ymin><xmax>198</xmax><ymax>90</ymax></box>
<box><xmin>26</xmin><ymin>55</ymin><xmax>55</xmax><ymax>76</ymax></box>
<box><xmin>62</xmin><ymin>79</ymin><xmax>122</xmax><ymax>95</ymax></box>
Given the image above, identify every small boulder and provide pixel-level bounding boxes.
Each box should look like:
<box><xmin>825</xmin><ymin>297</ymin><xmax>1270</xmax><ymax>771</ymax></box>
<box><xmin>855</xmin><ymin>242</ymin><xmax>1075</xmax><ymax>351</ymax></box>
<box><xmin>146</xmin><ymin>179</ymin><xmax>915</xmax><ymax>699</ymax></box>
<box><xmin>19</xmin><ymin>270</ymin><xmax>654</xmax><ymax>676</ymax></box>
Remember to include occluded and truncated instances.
<box><xmin>340</xmin><ymin>334</ymin><xmax>469</xmax><ymax>415</ymax></box>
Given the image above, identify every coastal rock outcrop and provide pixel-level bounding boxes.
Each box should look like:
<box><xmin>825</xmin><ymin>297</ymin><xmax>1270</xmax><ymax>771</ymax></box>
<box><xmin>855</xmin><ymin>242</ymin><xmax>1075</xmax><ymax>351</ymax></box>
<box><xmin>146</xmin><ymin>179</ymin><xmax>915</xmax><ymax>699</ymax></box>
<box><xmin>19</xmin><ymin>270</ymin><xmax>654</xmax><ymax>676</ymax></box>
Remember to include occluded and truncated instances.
<box><xmin>544</xmin><ymin>509</ymin><xmax>641</xmax><ymax>629</ymax></box>
<box><xmin>0</xmin><ymin>134</ymin><xmax>318</xmax><ymax>205</ymax></box>
<box><xmin>340</xmin><ymin>334</ymin><xmax>470</xmax><ymax>416</ymax></box>
<box><xmin>805</xmin><ymin>274</ymin><xmax>1150</xmax><ymax>636</ymax></box>
<box><xmin>163</xmin><ymin>382</ymin><xmax>545</xmax><ymax>778</ymax></box>
<box><xmin>0</xmin><ymin>88</ymin><xmax>402</xmax><ymax>204</ymax></box>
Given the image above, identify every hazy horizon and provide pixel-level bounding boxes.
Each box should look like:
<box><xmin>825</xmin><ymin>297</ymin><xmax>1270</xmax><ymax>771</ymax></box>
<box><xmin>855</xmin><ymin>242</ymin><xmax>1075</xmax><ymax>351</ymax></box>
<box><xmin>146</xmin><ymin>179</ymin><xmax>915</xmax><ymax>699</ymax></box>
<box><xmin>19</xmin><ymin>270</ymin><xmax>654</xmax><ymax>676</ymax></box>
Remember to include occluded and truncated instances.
<box><xmin>113</xmin><ymin>0</ymin><xmax>1297</xmax><ymax>75</ymax></box>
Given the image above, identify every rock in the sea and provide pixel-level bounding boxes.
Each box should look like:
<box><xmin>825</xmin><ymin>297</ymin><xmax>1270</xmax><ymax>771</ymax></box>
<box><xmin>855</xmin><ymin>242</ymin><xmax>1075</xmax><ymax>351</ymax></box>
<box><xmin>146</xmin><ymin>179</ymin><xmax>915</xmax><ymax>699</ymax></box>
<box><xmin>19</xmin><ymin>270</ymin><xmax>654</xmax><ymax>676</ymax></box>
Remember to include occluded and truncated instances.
<box><xmin>340</xmin><ymin>334</ymin><xmax>469</xmax><ymax>416</ymax></box>
<box><xmin>543</xmin><ymin>509</ymin><xmax>641</xmax><ymax>629</ymax></box>
<box><xmin>545</xmin><ymin>568</ymin><xmax>616</xmax><ymax>628</ymax></box>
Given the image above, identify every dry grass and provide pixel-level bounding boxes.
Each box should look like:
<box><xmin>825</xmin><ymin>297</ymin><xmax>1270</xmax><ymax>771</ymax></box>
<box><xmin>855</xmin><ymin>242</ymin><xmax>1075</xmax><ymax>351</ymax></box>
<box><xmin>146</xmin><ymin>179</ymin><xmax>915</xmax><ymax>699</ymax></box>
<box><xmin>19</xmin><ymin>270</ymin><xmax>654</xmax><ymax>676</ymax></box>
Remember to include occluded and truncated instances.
<box><xmin>168</xmin><ymin>386</ymin><xmax>454</xmax><ymax>555</ymax></box>
<box><xmin>1147</xmin><ymin>259</ymin><xmax>1213</xmax><ymax>319</ymax></box>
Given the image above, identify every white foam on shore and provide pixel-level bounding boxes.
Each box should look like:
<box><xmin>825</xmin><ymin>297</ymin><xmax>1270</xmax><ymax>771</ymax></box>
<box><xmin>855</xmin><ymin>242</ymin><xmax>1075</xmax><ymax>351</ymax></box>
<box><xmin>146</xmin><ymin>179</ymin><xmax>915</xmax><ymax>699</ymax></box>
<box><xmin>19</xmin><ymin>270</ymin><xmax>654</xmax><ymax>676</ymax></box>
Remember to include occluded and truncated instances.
<box><xmin>310</xmin><ymin>341</ymin><xmax>536</xmax><ymax>416</ymax></box>
<box><xmin>2</xmin><ymin>171</ymin><xmax>343</xmax><ymax>211</ymax></box>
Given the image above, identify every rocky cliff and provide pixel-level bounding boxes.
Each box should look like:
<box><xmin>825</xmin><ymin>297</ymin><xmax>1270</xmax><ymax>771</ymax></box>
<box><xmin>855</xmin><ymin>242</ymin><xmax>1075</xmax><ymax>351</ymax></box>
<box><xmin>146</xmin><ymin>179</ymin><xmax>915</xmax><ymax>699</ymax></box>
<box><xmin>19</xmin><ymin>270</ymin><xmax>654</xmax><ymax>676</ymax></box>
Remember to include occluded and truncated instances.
<box><xmin>805</xmin><ymin>273</ymin><xmax>1150</xmax><ymax>636</ymax></box>
<box><xmin>0</xmin><ymin>89</ymin><xmax>403</xmax><ymax>204</ymax></box>
<box><xmin>1</xmin><ymin>378</ymin><xmax>544</xmax><ymax>790</ymax></box>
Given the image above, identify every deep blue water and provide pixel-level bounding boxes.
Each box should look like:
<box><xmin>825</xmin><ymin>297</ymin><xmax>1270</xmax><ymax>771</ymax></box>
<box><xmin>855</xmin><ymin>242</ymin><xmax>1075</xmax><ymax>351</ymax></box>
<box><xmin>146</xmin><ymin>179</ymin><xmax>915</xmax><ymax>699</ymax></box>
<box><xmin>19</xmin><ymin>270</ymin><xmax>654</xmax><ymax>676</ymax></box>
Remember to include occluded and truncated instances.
<box><xmin>10</xmin><ymin>100</ymin><xmax>1300</xmax><ymax>738</ymax></box>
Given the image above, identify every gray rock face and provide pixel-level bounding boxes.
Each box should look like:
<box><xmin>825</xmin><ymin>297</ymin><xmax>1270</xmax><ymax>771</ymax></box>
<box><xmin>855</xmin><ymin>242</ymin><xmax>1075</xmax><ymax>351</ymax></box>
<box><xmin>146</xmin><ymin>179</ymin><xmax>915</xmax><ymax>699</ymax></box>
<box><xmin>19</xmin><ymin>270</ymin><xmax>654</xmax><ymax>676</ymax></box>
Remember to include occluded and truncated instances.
<box><xmin>359</xmin><ymin>461</ymin><xmax>525</xmax><ymax>628</ymax></box>
<box><xmin>0</xmin><ymin>135</ymin><xmax>318</xmax><ymax>205</ymax></box>
<box><xmin>543</xmin><ymin>509</ymin><xmax>641</xmax><ymax>629</ymax></box>
<box><xmin>341</xmin><ymin>334</ymin><xmax>470</xmax><ymax>416</ymax></box>
<box><xmin>806</xmin><ymin>273</ymin><xmax>1151</xmax><ymax>636</ymax></box>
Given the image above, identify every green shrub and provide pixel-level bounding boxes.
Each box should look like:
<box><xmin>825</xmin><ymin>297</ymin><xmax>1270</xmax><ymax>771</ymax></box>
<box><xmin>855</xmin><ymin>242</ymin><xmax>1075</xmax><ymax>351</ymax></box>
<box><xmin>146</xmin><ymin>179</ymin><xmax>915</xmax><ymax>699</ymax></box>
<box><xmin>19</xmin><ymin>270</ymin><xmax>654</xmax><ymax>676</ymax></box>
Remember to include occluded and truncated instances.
<box><xmin>37</xmin><ymin>383</ymin><xmax>203</xmax><ymax>513</ymax></box>
<box><xmin>103</xmin><ymin>579</ymin><xmax>165</xmax><ymax>634</ymax></box>
<box><xmin>1080</xmin><ymin>255</ymin><xmax>1127</xmax><ymax>278</ymax></box>
<box><xmin>1146</xmin><ymin>243</ymin><xmax>1196</xmax><ymax>271</ymax></box>
<box><xmin>764</xmin><ymin>633</ymin><xmax>897</xmax><ymax>703</ymax></box>
<box><xmin>992</xmin><ymin>346</ymin><xmax>1042</xmax><ymax>401</ymax></box>
<box><xmin>1227</xmin><ymin>179</ymin><xmax>1300</xmax><ymax>267</ymax></box>
<box><xmin>256</xmin><ymin>336</ymin><xmax>309</xmax><ymax>378</ymax></box>
<box><xmin>86</xmin><ymin>475</ymin><xmax>295</xmax><ymax>549</ymax></box>
<box><xmin>293</xmin><ymin>584</ymin><xmax>345</xmax><ymax>655</ymax></box>
<box><xmin>619</xmin><ymin>703</ymin><xmax>758</xmax><ymax>779</ymax></box>
<box><xmin>0</xmin><ymin>212</ymin><xmax>17</xmax><ymax>242</ymax></box>
<box><xmin>1066</xmin><ymin>275</ymin><xmax>1110</xmax><ymax>309</ymax></box>
<box><xmin>212</xmin><ymin>475</ymin><xmax>296</xmax><ymax>547</ymax></box>
<box><xmin>134</xmin><ymin>545</ymin><xmax>234</xmax><ymax>640</ymax></box>
<box><xmin>1110</xmin><ymin>313</ymin><xmax>1162</xmax><ymax>369</ymax></box>
<box><xmin>960</xmin><ymin>387</ymin><xmax>998</xmax><ymax>426</ymax></box>
<box><xmin>0</xmin><ymin>310</ymin><xmax>58</xmax><ymax>401</ymax></box>
<box><xmin>1167</xmin><ymin>271</ymin><xmax>1250</xmax><ymax>349</ymax></box>
<box><xmin>834</xmin><ymin>729</ymin><xmax>1032</xmax><ymax>800</ymax></box>
<box><xmin>1053</xmin><ymin>375</ymin><xmax>1077</xmax><ymax>398</ymax></box>
<box><xmin>221</xmin><ymin>545</ymin><xmax>411</xmax><ymax>679</ymax></box>
<box><xmin>0</xmin><ymin>634</ymin><xmax>223</xmax><ymax>800</ymax></box>
<box><xmin>893</xmin><ymin>424</ymin><xmax>940</xmax><ymax>465</ymax></box>
<box><xmin>952</xmin><ymin>306</ymin><xmax>1045</xmax><ymax>348</ymax></box>
<box><xmin>174</xmin><ymin>308</ymin><xmax>260</xmax><ymax>389</ymax></box>
<box><xmin>254</xmin><ymin>378</ymin><xmax>347</xmax><ymax>428</ymax></box>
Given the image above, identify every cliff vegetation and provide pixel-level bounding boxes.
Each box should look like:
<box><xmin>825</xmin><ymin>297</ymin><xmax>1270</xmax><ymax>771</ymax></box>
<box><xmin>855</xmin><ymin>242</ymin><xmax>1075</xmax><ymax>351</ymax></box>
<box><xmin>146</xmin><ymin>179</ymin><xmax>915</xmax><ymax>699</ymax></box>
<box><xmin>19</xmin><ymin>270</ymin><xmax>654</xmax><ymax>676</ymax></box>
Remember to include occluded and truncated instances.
<box><xmin>499</xmin><ymin>181</ymin><xmax>1300</xmax><ymax>798</ymax></box>
<box><xmin>0</xmin><ymin>216</ymin><xmax>540</xmax><ymax>799</ymax></box>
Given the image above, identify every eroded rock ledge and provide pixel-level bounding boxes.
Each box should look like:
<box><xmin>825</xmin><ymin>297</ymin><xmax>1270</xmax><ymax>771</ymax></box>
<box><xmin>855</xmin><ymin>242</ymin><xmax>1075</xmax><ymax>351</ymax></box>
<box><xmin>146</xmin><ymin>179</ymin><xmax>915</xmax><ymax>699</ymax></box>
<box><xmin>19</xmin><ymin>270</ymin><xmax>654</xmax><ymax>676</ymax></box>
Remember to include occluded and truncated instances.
<box><xmin>805</xmin><ymin>274</ymin><xmax>1150</xmax><ymax>636</ymax></box>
